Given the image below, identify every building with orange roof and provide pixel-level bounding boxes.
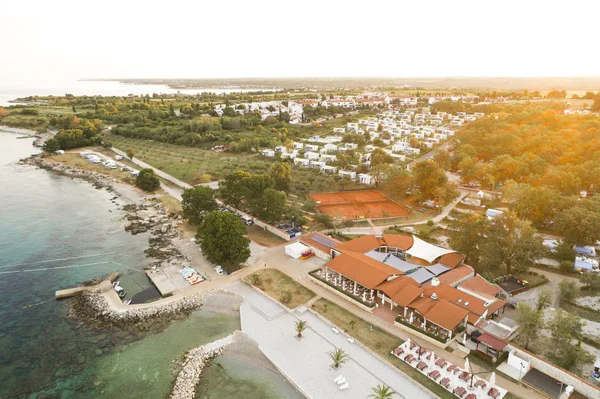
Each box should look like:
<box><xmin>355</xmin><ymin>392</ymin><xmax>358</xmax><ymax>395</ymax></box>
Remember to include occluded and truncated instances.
<box><xmin>309</xmin><ymin>234</ymin><xmax>510</xmax><ymax>345</ymax></box>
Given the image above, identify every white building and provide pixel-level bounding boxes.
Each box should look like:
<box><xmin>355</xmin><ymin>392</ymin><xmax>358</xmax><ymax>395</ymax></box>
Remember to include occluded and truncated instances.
<box><xmin>358</xmin><ymin>173</ymin><xmax>375</xmax><ymax>185</ymax></box>
<box><xmin>304</xmin><ymin>151</ymin><xmax>320</xmax><ymax>160</ymax></box>
<box><xmin>339</xmin><ymin>170</ymin><xmax>357</xmax><ymax>179</ymax></box>
<box><xmin>261</xmin><ymin>149</ymin><xmax>275</xmax><ymax>157</ymax></box>
<box><xmin>294</xmin><ymin>158</ymin><xmax>310</xmax><ymax>167</ymax></box>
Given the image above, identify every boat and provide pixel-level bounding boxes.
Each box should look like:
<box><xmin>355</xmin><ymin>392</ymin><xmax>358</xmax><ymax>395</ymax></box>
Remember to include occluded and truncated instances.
<box><xmin>123</xmin><ymin>299</ymin><xmax>131</xmax><ymax>305</ymax></box>
<box><xmin>112</xmin><ymin>281</ymin><xmax>126</xmax><ymax>298</ymax></box>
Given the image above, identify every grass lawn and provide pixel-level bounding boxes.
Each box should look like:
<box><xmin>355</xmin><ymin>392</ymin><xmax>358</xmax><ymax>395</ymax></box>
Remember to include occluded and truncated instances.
<box><xmin>249</xmin><ymin>269</ymin><xmax>315</xmax><ymax>308</ymax></box>
<box><xmin>247</xmin><ymin>225</ymin><xmax>287</xmax><ymax>247</ymax></box>
<box><xmin>311</xmin><ymin>299</ymin><xmax>457</xmax><ymax>399</ymax></box>
<box><xmin>106</xmin><ymin>134</ymin><xmax>365</xmax><ymax>196</ymax></box>
<box><xmin>159</xmin><ymin>194</ymin><xmax>182</xmax><ymax>215</ymax></box>
<box><xmin>48</xmin><ymin>152</ymin><xmax>135</xmax><ymax>183</ymax></box>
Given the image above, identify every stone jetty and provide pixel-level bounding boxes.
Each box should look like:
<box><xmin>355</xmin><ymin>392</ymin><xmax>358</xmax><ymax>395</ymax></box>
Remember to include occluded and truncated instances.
<box><xmin>169</xmin><ymin>331</ymin><xmax>240</xmax><ymax>399</ymax></box>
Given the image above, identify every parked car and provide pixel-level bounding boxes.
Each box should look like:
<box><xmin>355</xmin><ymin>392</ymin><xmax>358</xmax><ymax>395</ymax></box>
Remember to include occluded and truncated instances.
<box><xmin>114</xmin><ymin>155</ymin><xmax>123</xmax><ymax>160</ymax></box>
<box><xmin>130</xmin><ymin>170</ymin><xmax>139</xmax><ymax>177</ymax></box>
<box><xmin>240</xmin><ymin>215</ymin><xmax>253</xmax><ymax>225</ymax></box>
<box><xmin>54</xmin><ymin>150</ymin><xmax>65</xmax><ymax>155</ymax></box>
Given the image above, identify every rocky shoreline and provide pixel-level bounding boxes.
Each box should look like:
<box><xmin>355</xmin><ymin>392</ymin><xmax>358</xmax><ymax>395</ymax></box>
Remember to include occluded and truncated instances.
<box><xmin>70</xmin><ymin>292</ymin><xmax>203</xmax><ymax>332</ymax></box>
<box><xmin>170</xmin><ymin>332</ymin><xmax>240</xmax><ymax>399</ymax></box>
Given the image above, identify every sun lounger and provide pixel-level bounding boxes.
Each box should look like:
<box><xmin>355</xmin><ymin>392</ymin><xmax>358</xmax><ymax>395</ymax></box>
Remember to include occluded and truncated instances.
<box><xmin>334</xmin><ymin>375</ymin><xmax>344</xmax><ymax>384</ymax></box>
<box><xmin>440</xmin><ymin>377</ymin><xmax>451</xmax><ymax>389</ymax></box>
<box><xmin>435</xmin><ymin>358</ymin><xmax>447</xmax><ymax>368</ymax></box>
<box><xmin>339</xmin><ymin>382</ymin><xmax>349</xmax><ymax>390</ymax></box>
<box><xmin>466</xmin><ymin>394</ymin><xmax>477</xmax><ymax>399</ymax></box>
<box><xmin>447</xmin><ymin>364</ymin><xmax>457</xmax><ymax>373</ymax></box>
<box><xmin>347</xmin><ymin>337</ymin><xmax>355</xmax><ymax>344</ymax></box>
<box><xmin>417</xmin><ymin>361</ymin><xmax>428</xmax><ymax>371</ymax></box>
<box><xmin>488</xmin><ymin>388</ymin><xmax>501</xmax><ymax>398</ymax></box>
<box><xmin>393</xmin><ymin>347</ymin><xmax>404</xmax><ymax>356</ymax></box>
<box><xmin>428</xmin><ymin>370</ymin><xmax>441</xmax><ymax>381</ymax></box>
<box><xmin>409</xmin><ymin>341</ymin><xmax>417</xmax><ymax>350</ymax></box>
<box><xmin>332</xmin><ymin>327</ymin><xmax>339</xmax><ymax>334</ymax></box>
<box><xmin>459</xmin><ymin>371</ymin><xmax>470</xmax><ymax>381</ymax></box>
<box><xmin>454</xmin><ymin>386</ymin><xmax>467</xmax><ymax>398</ymax></box>
<box><xmin>404</xmin><ymin>354</ymin><xmax>416</xmax><ymax>364</ymax></box>
<box><xmin>474</xmin><ymin>379</ymin><xmax>487</xmax><ymax>389</ymax></box>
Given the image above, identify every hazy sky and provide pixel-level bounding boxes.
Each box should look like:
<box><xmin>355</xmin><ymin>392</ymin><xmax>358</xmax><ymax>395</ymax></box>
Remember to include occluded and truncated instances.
<box><xmin>1</xmin><ymin>0</ymin><xmax>598</xmax><ymax>83</ymax></box>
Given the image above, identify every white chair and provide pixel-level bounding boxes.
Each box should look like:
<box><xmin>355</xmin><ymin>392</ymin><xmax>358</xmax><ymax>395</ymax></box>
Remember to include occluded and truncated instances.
<box><xmin>339</xmin><ymin>382</ymin><xmax>349</xmax><ymax>390</ymax></box>
<box><xmin>347</xmin><ymin>337</ymin><xmax>355</xmax><ymax>344</ymax></box>
<box><xmin>336</xmin><ymin>377</ymin><xmax>347</xmax><ymax>385</ymax></box>
<box><xmin>332</xmin><ymin>327</ymin><xmax>339</xmax><ymax>334</ymax></box>
<box><xmin>334</xmin><ymin>375</ymin><xmax>344</xmax><ymax>384</ymax></box>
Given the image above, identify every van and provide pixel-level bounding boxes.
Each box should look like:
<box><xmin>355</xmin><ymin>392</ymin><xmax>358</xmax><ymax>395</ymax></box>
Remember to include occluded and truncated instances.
<box><xmin>240</xmin><ymin>215</ymin><xmax>253</xmax><ymax>225</ymax></box>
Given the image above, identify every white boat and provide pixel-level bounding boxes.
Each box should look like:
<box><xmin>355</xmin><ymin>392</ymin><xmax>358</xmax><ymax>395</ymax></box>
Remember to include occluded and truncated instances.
<box><xmin>112</xmin><ymin>281</ymin><xmax>126</xmax><ymax>298</ymax></box>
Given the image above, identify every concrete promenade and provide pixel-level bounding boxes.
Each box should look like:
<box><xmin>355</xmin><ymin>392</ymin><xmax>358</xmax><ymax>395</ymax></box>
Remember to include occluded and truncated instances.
<box><xmin>232</xmin><ymin>282</ymin><xmax>434</xmax><ymax>399</ymax></box>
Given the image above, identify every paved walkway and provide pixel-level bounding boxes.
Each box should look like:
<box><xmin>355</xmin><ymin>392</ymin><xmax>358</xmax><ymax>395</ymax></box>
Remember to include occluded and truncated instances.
<box><xmin>232</xmin><ymin>282</ymin><xmax>434</xmax><ymax>399</ymax></box>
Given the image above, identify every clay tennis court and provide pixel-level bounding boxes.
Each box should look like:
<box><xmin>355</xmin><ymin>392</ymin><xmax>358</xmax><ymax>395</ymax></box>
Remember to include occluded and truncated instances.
<box><xmin>309</xmin><ymin>190</ymin><xmax>409</xmax><ymax>220</ymax></box>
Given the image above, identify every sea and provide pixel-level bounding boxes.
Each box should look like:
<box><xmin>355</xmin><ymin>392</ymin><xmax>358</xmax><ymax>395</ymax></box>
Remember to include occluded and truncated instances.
<box><xmin>0</xmin><ymin>79</ymin><xmax>271</xmax><ymax>107</ymax></box>
<box><xmin>0</xmin><ymin>132</ymin><xmax>301</xmax><ymax>398</ymax></box>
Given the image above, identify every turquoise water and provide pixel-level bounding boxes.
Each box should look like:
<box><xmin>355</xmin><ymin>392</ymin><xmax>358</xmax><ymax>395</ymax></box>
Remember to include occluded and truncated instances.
<box><xmin>0</xmin><ymin>132</ymin><xmax>299</xmax><ymax>398</ymax></box>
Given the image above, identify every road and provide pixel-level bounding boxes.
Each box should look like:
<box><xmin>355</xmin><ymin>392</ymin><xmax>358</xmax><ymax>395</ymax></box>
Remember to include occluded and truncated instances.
<box><xmin>407</xmin><ymin>140</ymin><xmax>454</xmax><ymax>171</ymax></box>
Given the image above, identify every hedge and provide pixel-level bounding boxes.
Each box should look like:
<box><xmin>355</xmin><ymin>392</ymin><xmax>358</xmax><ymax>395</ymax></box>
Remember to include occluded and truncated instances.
<box><xmin>394</xmin><ymin>316</ymin><xmax>448</xmax><ymax>343</ymax></box>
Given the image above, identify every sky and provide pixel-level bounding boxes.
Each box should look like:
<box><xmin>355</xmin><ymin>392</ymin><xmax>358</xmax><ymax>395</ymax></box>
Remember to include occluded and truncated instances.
<box><xmin>1</xmin><ymin>0</ymin><xmax>599</xmax><ymax>83</ymax></box>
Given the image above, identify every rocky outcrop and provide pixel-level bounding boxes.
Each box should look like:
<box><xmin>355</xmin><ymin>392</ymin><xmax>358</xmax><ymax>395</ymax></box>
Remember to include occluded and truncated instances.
<box><xmin>169</xmin><ymin>332</ymin><xmax>239</xmax><ymax>399</ymax></box>
<box><xmin>70</xmin><ymin>292</ymin><xmax>202</xmax><ymax>332</ymax></box>
<box><xmin>23</xmin><ymin>155</ymin><xmax>116</xmax><ymax>190</ymax></box>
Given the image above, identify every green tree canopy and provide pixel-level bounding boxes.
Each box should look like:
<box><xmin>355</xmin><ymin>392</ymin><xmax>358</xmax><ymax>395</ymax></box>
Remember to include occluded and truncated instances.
<box><xmin>555</xmin><ymin>203</ymin><xmax>600</xmax><ymax>245</ymax></box>
<box><xmin>219</xmin><ymin>170</ymin><xmax>252</xmax><ymax>207</ymax></box>
<box><xmin>413</xmin><ymin>160</ymin><xmax>458</xmax><ymax>204</ymax></box>
<box><xmin>515</xmin><ymin>303</ymin><xmax>544</xmax><ymax>350</ymax></box>
<box><xmin>270</xmin><ymin>162</ymin><xmax>292</xmax><ymax>191</ymax></box>
<box><xmin>546</xmin><ymin>309</ymin><xmax>592</xmax><ymax>373</ymax></box>
<box><xmin>196</xmin><ymin>211</ymin><xmax>251</xmax><ymax>267</ymax></box>
<box><xmin>250</xmin><ymin>188</ymin><xmax>286</xmax><ymax>223</ymax></box>
<box><xmin>181</xmin><ymin>186</ymin><xmax>218</xmax><ymax>225</ymax></box>
<box><xmin>135</xmin><ymin>168</ymin><xmax>160</xmax><ymax>192</ymax></box>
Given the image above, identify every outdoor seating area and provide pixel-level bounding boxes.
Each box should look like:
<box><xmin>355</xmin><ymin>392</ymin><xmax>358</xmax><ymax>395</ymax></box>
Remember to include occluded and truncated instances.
<box><xmin>391</xmin><ymin>338</ymin><xmax>509</xmax><ymax>399</ymax></box>
<box><xmin>312</xmin><ymin>268</ymin><xmax>376</xmax><ymax>305</ymax></box>
<box><xmin>396</xmin><ymin>313</ymin><xmax>451</xmax><ymax>341</ymax></box>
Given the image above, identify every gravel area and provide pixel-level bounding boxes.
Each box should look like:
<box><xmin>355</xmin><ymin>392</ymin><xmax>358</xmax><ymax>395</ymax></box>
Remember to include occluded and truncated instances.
<box><xmin>575</xmin><ymin>296</ymin><xmax>600</xmax><ymax>311</ymax></box>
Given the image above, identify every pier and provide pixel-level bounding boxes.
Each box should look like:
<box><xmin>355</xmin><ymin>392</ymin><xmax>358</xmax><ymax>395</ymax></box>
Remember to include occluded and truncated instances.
<box><xmin>55</xmin><ymin>272</ymin><xmax>119</xmax><ymax>299</ymax></box>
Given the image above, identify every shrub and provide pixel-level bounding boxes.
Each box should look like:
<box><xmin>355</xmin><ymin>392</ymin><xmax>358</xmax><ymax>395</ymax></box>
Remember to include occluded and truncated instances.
<box><xmin>280</xmin><ymin>291</ymin><xmax>292</xmax><ymax>304</ymax></box>
<box><xmin>427</xmin><ymin>220</ymin><xmax>434</xmax><ymax>227</ymax></box>
<box><xmin>135</xmin><ymin>168</ymin><xmax>160</xmax><ymax>192</ymax></box>
<box><xmin>250</xmin><ymin>273</ymin><xmax>261</xmax><ymax>286</ymax></box>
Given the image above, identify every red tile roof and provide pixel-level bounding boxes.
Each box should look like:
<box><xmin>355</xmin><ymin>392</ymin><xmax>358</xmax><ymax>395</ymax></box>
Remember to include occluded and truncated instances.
<box><xmin>326</xmin><ymin>251</ymin><xmax>402</xmax><ymax>289</ymax></box>
<box><xmin>422</xmin><ymin>265</ymin><xmax>474</xmax><ymax>288</ymax></box>
<box><xmin>382</xmin><ymin>234</ymin><xmax>413</xmax><ymax>250</ymax></box>
<box><xmin>376</xmin><ymin>276</ymin><xmax>419</xmax><ymax>298</ymax></box>
<box><xmin>477</xmin><ymin>333</ymin><xmax>507</xmax><ymax>351</ymax></box>
<box><xmin>424</xmin><ymin>299</ymin><xmax>469</xmax><ymax>331</ymax></box>
<box><xmin>301</xmin><ymin>232</ymin><xmax>341</xmax><ymax>254</ymax></box>
<box><xmin>392</xmin><ymin>285</ymin><xmax>424</xmax><ymax>307</ymax></box>
<box><xmin>333</xmin><ymin>235</ymin><xmax>381</xmax><ymax>254</ymax></box>
<box><xmin>459</xmin><ymin>275</ymin><xmax>502</xmax><ymax>297</ymax></box>
<box><xmin>439</xmin><ymin>253</ymin><xmax>465</xmax><ymax>269</ymax></box>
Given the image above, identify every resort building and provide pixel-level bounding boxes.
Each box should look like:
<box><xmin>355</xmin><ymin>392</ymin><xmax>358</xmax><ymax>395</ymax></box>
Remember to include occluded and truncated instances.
<box><xmin>309</xmin><ymin>234</ymin><xmax>507</xmax><ymax>346</ymax></box>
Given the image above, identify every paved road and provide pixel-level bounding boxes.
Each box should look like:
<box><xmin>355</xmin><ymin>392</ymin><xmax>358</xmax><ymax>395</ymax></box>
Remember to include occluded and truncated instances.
<box><xmin>407</xmin><ymin>140</ymin><xmax>454</xmax><ymax>171</ymax></box>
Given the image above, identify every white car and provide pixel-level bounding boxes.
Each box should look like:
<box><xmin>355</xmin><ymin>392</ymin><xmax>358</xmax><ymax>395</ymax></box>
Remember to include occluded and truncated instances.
<box><xmin>130</xmin><ymin>170</ymin><xmax>139</xmax><ymax>177</ymax></box>
<box><xmin>114</xmin><ymin>155</ymin><xmax>123</xmax><ymax>161</ymax></box>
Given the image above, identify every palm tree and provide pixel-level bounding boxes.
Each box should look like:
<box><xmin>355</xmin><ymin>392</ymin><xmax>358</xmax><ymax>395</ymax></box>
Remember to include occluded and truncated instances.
<box><xmin>295</xmin><ymin>320</ymin><xmax>308</xmax><ymax>338</ymax></box>
<box><xmin>369</xmin><ymin>384</ymin><xmax>396</xmax><ymax>399</ymax></box>
<box><xmin>328</xmin><ymin>348</ymin><xmax>348</xmax><ymax>369</ymax></box>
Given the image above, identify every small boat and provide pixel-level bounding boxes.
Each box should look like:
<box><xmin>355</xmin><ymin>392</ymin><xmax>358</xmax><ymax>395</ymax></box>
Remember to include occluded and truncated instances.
<box><xmin>123</xmin><ymin>300</ymin><xmax>131</xmax><ymax>305</ymax></box>
<box><xmin>112</xmin><ymin>281</ymin><xmax>127</xmax><ymax>298</ymax></box>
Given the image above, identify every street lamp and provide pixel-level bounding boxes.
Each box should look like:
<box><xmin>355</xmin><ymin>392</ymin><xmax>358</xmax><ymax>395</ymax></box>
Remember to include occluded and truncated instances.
<box><xmin>518</xmin><ymin>362</ymin><xmax>525</xmax><ymax>381</ymax></box>
<box><xmin>557</xmin><ymin>382</ymin><xmax>564</xmax><ymax>397</ymax></box>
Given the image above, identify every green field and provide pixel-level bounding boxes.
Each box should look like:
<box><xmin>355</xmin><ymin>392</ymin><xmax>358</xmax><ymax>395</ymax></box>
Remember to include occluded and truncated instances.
<box><xmin>107</xmin><ymin>134</ymin><xmax>364</xmax><ymax>196</ymax></box>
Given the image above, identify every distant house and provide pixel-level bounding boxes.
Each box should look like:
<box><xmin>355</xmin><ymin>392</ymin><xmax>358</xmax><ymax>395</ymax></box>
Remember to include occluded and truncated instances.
<box><xmin>261</xmin><ymin>149</ymin><xmax>275</xmax><ymax>157</ymax></box>
<box><xmin>392</xmin><ymin>141</ymin><xmax>409</xmax><ymax>153</ymax></box>
<box><xmin>333</xmin><ymin>127</ymin><xmax>346</xmax><ymax>134</ymax></box>
<box><xmin>339</xmin><ymin>170</ymin><xmax>356</xmax><ymax>179</ymax></box>
<box><xmin>305</xmin><ymin>144</ymin><xmax>319</xmax><ymax>152</ymax></box>
<box><xmin>344</xmin><ymin>143</ymin><xmax>358</xmax><ymax>150</ymax></box>
<box><xmin>293</xmin><ymin>142</ymin><xmax>304</xmax><ymax>150</ymax></box>
<box><xmin>309</xmin><ymin>160</ymin><xmax>326</xmax><ymax>169</ymax></box>
<box><xmin>320</xmin><ymin>154</ymin><xmax>337</xmax><ymax>163</ymax></box>
<box><xmin>320</xmin><ymin>165</ymin><xmax>338</xmax><ymax>174</ymax></box>
<box><xmin>304</xmin><ymin>151</ymin><xmax>320</xmax><ymax>160</ymax></box>
<box><xmin>486</xmin><ymin>209</ymin><xmax>503</xmax><ymax>220</ymax></box>
<box><xmin>294</xmin><ymin>158</ymin><xmax>310</xmax><ymax>167</ymax></box>
<box><xmin>358</xmin><ymin>173</ymin><xmax>375</xmax><ymax>185</ymax></box>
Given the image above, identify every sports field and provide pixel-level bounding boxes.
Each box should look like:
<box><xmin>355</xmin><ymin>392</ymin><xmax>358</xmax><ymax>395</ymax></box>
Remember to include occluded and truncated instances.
<box><xmin>308</xmin><ymin>190</ymin><xmax>409</xmax><ymax>220</ymax></box>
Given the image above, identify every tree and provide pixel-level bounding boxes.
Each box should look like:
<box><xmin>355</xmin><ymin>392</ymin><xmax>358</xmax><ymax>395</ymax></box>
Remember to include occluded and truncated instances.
<box><xmin>579</xmin><ymin>272</ymin><xmax>600</xmax><ymax>291</ymax></box>
<box><xmin>126</xmin><ymin>147</ymin><xmax>135</xmax><ymax>160</ymax></box>
<box><xmin>181</xmin><ymin>186</ymin><xmax>218</xmax><ymax>225</ymax></box>
<box><xmin>448</xmin><ymin>214</ymin><xmax>489</xmax><ymax>267</ymax></box>
<box><xmin>135</xmin><ymin>168</ymin><xmax>160</xmax><ymax>192</ymax></box>
<box><xmin>413</xmin><ymin>160</ymin><xmax>458</xmax><ymax>204</ymax></box>
<box><xmin>590</xmin><ymin>98</ymin><xmax>600</xmax><ymax>112</ymax></box>
<box><xmin>369</xmin><ymin>384</ymin><xmax>396</xmax><ymax>399</ymax></box>
<box><xmin>244</xmin><ymin>174</ymin><xmax>274</xmax><ymax>201</ymax></box>
<box><xmin>270</xmin><ymin>162</ymin><xmax>292</xmax><ymax>191</ymax></box>
<box><xmin>220</xmin><ymin>170</ymin><xmax>252</xmax><ymax>207</ymax></box>
<box><xmin>196</xmin><ymin>211</ymin><xmax>251</xmax><ymax>266</ymax></box>
<box><xmin>42</xmin><ymin>138</ymin><xmax>60</xmax><ymax>153</ymax></box>
<box><xmin>194</xmin><ymin>172</ymin><xmax>212</xmax><ymax>184</ymax></box>
<box><xmin>328</xmin><ymin>348</ymin><xmax>348</xmax><ymax>368</ymax></box>
<box><xmin>546</xmin><ymin>309</ymin><xmax>592</xmax><ymax>373</ymax></box>
<box><xmin>250</xmin><ymin>188</ymin><xmax>286</xmax><ymax>223</ymax></box>
<box><xmin>72</xmin><ymin>105</ymin><xmax>77</xmax><ymax>113</ymax></box>
<box><xmin>478</xmin><ymin>212</ymin><xmax>544</xmax><ymax>275</ymax></box>
<box><xmin>169</xmin><ymin>103</ymin><xmax>175</xmax><ymax>117</ymax></box>
<box><xmin>556</xmin><ymin>205</ymin><xmax>600</xmax><ymax>245</ymax></box>
<box><xmin>536</xmin><ymin>290</ymin><xmax>553</xmax><ymax>311</ymax></box>
<box><xmin>558</xmin><ymin>280</ymin><xmax>578</xmax><ymax>304</ymax></box>
<box><xmin>295</xmin><ymin>320</ymin><xmax>308</xmax><ymax>338</ymax></box>
<box><xmin>0</xmin><ymin>106</ymin><xmax>8</xmax><ymax>117</ymax></box>
<box><xmin>515</xmin><ymin>303</ymin><xmax>544</xmax><ymax>350</ymax></box>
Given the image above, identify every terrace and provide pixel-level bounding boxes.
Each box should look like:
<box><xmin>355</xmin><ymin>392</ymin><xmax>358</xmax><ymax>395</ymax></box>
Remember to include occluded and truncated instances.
<box><xmin>391</xmin><ymin>338</ymin><xmax>508</xmax><ymax>399</ymax></box>
<box><xmin>395</xmin><ymin>311</ymin><xmax>454</xmax><ymax>343</ymax></box>
<box><xmin>311</xmin><ymin>268</ymin><xmax>376</xmax><ymax>307</ymax></box>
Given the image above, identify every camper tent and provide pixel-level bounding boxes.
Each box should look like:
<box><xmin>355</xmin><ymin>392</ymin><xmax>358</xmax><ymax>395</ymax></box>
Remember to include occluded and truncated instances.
<box><xmin>285</xmin><ymin>242</ymin><xmax>312</xmax><ymax>259</ymax></box>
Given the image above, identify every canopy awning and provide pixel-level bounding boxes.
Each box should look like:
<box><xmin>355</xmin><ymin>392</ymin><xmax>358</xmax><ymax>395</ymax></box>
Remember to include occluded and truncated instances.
<box><xmin>477</xmin><ymin>333</ymin><xmax>507</xmax><ymax>351</ymax></box>
<box><xmin>406</xmin><ymin>235</ymin><xmax>456</xmax><ymax>263</ymax></box>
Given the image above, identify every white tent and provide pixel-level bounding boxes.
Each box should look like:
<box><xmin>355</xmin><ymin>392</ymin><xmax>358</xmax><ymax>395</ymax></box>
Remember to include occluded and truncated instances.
<box><xmin>406</xmin><ymin>235</ymin><xmax>455</xmax><ymax>263</ymax></box>
<box><xmin>285</xmin><ymin>242</ymin><xmax>311</xmax><ymax>259</ymax></box>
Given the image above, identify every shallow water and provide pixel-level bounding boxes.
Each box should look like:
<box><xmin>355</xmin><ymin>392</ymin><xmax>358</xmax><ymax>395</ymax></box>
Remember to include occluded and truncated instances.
<box><xmin>0</xmin><ymin>132</ymin><xmax>302</xmax><ymax>398</ymax></box>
